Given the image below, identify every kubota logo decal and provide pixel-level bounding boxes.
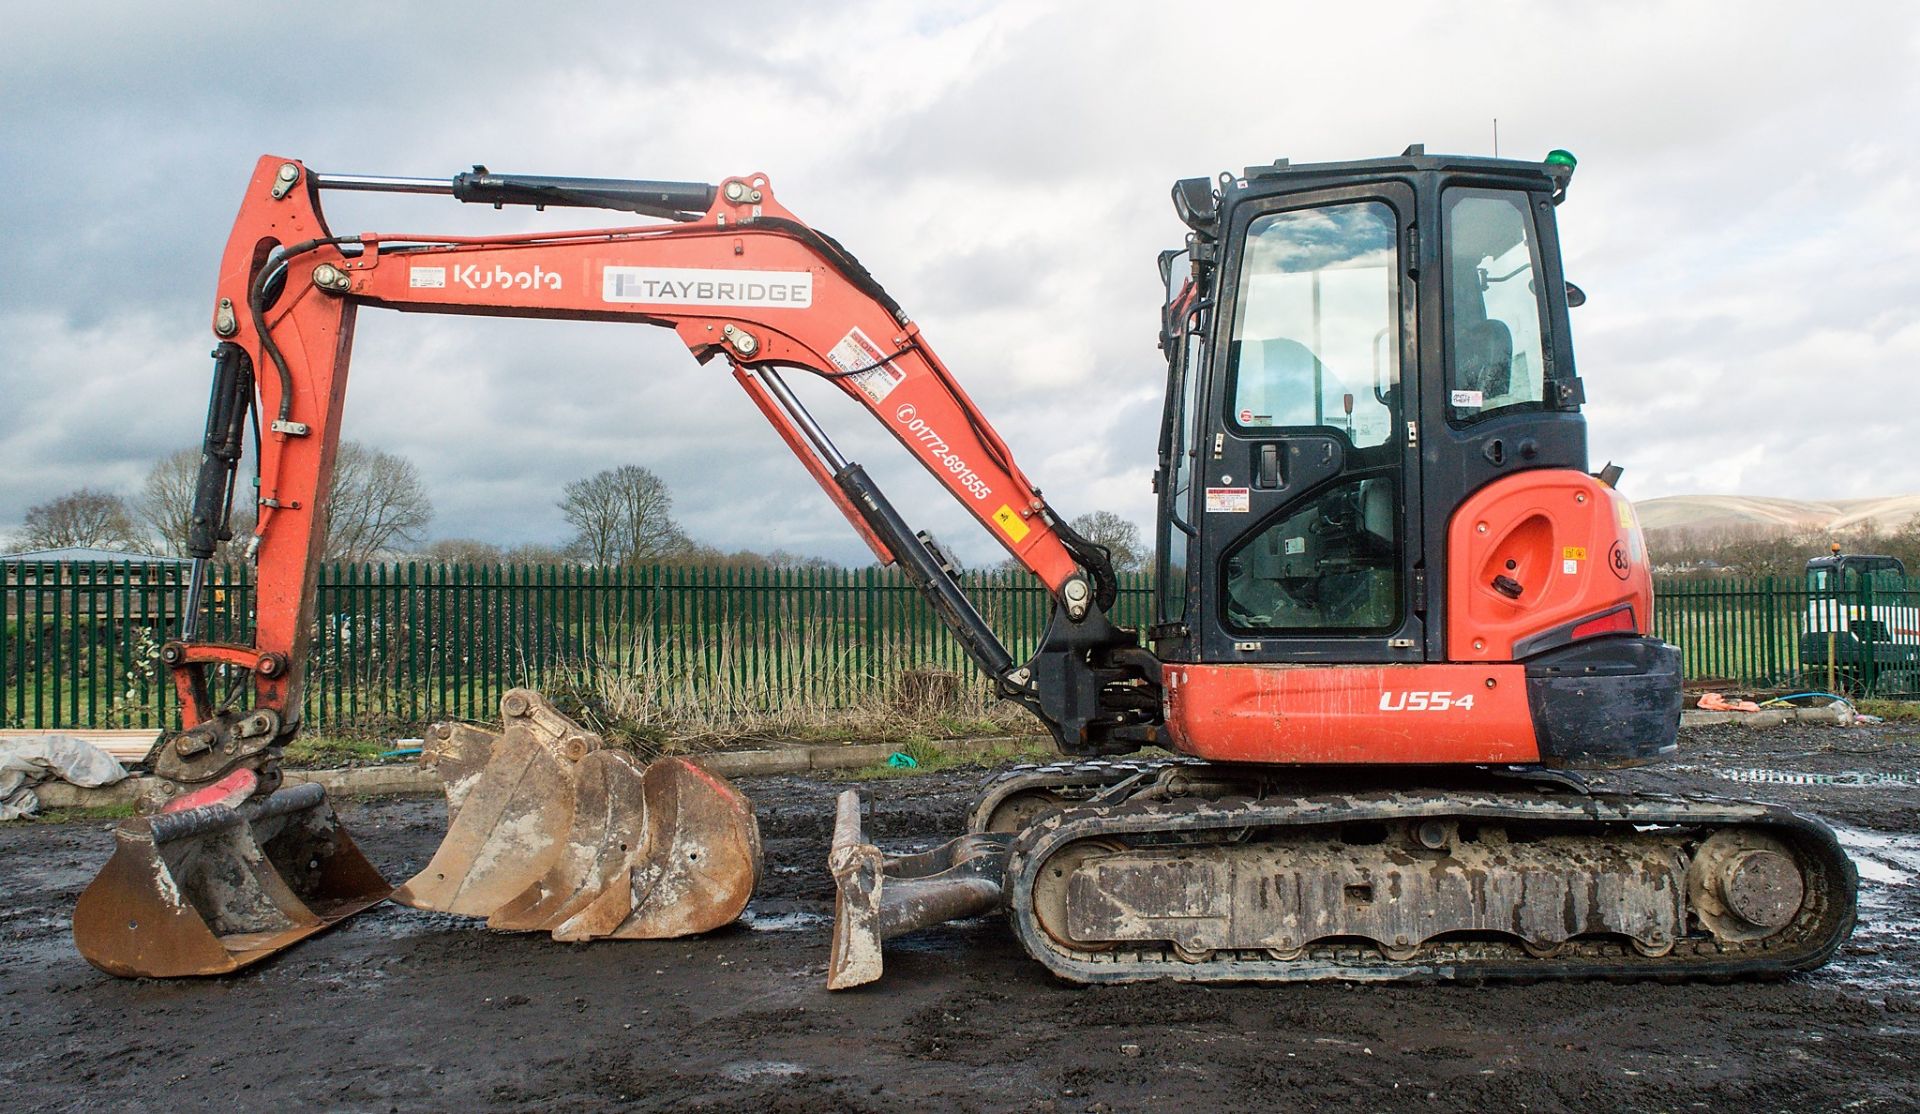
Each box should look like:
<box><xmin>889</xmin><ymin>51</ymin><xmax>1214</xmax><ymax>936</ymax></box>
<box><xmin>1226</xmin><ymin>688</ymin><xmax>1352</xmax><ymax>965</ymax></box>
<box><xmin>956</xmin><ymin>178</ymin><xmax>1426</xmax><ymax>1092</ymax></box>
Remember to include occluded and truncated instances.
<box><xmin>892</xmin><ymin>404</ymin><xmax>991</xmax><ymax>501</ymax></box>
<box><xmin>455</xmin><ymin>263</ymin><xmax>562</xmax><ymax>291</ymax></box>
<box><xmin>1379</xmin><ymin>691</ymin><xmax>1476</xmax><ymax>711</ymax></box>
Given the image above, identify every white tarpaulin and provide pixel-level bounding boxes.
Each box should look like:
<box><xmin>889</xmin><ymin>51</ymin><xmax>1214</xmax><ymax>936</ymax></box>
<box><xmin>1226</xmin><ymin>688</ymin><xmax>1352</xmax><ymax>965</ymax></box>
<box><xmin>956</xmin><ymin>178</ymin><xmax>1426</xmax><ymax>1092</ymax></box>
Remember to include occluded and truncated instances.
<box><xmin>0</xmin><ymin>735</ymin><xmax>129</xmax><ymax>820</ymax></box>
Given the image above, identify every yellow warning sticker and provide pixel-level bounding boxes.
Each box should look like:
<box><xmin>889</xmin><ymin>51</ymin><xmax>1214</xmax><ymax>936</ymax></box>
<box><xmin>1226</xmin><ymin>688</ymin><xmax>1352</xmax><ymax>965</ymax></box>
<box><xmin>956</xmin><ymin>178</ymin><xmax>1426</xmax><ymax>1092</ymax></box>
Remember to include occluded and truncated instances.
<box><xmin>1562</xmin><ymin>546</ymin><xmax>1588</xmax><ymax>561</ymax></box>
<box><xmin>993</xmin><ymin>504</ymin><xmax>1031</xmax><ymax>543</ymax></box>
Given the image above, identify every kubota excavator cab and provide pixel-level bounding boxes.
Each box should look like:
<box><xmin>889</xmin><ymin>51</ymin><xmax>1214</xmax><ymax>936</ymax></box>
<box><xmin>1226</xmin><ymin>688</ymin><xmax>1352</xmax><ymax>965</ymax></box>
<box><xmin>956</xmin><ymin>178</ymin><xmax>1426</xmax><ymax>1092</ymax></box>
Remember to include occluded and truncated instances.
<box><xmin>830</xmin><ymin>149</ymin><xmax>1852</xmax><ymax>990</ymax></box>
<box><xmin>1148</xmin><ymin>145</ymin><xmax>1678</xmax><ymax>767</ymax></box>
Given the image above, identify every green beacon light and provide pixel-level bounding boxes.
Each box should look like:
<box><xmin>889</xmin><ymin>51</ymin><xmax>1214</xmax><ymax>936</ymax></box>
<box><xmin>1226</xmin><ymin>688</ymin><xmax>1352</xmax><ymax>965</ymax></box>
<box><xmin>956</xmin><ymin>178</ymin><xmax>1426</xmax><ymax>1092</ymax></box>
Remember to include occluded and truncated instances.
<box><xmin>1545</xmin><ymin>149</ymin><xmax>1578</xmax><ymax>169</ymax></box>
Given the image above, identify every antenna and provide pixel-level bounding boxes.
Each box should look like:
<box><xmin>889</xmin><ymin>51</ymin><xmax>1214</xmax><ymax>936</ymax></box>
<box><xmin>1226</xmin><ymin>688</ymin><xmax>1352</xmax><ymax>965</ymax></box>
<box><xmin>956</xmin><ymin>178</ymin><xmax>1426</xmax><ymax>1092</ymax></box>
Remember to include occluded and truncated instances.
<box><xmin>1493</xmin><ymin>118</ymin><xmax>1500</xmax><ymax>157</ymax></box>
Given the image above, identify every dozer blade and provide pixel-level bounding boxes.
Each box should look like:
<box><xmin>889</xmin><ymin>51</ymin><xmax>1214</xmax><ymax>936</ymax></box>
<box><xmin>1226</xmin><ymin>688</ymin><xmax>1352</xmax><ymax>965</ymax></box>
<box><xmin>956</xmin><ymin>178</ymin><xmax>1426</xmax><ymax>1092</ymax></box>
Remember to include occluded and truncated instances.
<box><xmin>397</xmin><ymin>688</ymin><xmax>761</xmax><ymax>941</ymax></box>
<box><xmin>73</xmin><ymin>781</ymin><xmax>390</xmax><ymax>977</ymax></box>
<box><xmin>828</xmin><ymin>789</ymin><xmax>1009</xmax><ymax>990</ymax></box>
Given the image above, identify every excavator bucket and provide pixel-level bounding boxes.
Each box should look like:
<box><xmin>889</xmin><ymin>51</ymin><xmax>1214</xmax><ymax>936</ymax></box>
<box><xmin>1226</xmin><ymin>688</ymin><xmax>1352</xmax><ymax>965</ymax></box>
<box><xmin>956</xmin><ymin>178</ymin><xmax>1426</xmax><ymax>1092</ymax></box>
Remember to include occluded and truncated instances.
<box><xmin>392</xmin><ymin>692</ymin><xmax>587</xmax><ymax>916</ymax></box>
<box><xmin>73</xmin><ymin>781</ymin><xmax>390</xmax><ymax>977</ymax></box>
<box><xmin>395</xmin><ymin>689</ymin><xmax>761</xmax><ymax>941</ymax></box>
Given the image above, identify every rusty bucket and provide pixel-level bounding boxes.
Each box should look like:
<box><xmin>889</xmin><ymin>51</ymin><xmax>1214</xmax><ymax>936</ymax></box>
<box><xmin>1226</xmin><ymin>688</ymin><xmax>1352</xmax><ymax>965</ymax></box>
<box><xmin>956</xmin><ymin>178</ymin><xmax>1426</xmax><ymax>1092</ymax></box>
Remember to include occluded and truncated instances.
<box><xmin>395</xmin><ymin>689</ymin><xmax>761</xmax><ymax>942</ymax></box>
<box><xmin>73</xmin><ymin>782</ymin><xmax>390</xmax><ymax>977</ymax></box>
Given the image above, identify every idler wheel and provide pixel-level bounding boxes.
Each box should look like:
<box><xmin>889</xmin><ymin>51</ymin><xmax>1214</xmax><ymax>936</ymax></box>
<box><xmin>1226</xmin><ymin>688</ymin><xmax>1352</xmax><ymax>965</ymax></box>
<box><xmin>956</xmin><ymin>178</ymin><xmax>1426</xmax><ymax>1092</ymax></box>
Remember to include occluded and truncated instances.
<box><xmin>1721</xmin><ymin>848</ymin><xmax>1805</xmax><ymax>932</ymax></box>
<box><xmin>1688</xmin><ymin>829</ymin><xmax>1808</xmax><ymax>943</ymax></box>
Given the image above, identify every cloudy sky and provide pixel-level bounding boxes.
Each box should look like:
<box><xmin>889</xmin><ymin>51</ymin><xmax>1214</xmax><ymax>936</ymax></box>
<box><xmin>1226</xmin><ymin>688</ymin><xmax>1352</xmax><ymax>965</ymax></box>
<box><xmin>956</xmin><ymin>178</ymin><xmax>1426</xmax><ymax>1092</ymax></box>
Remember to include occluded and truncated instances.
<box><xmin>4</xmin><ymin>2</ymin><xmax>1917</xmax><ymax>565</ymax></box>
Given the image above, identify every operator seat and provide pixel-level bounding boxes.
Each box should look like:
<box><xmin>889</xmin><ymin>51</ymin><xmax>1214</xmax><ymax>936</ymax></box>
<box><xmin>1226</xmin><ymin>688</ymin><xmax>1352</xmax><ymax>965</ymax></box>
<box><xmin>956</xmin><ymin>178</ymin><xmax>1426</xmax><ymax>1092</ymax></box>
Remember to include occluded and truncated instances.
<box><xmin>1458</xmin><ymin>319</ymin><xmax>1514</xmax><ymax>403</ymax></box>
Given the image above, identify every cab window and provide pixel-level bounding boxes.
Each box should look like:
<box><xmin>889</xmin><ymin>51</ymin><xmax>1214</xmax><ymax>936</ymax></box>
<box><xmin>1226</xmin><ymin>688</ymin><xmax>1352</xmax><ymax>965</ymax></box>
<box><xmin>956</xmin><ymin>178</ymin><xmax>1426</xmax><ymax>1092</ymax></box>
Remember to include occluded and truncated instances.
<box><xmin>1227</xmin><ymin>201</ymin><xmax>1398</xmax><ymax>449</ymax></box>
<box><xmin>1445</xmin><ymin>189</ymin><xmax>1548</xmax><ymax>422</ymax></box>
<box><xmin>1221</xmin><ymin>198</ymin><xmax>1403</xmax><ymax>634</ymax></box>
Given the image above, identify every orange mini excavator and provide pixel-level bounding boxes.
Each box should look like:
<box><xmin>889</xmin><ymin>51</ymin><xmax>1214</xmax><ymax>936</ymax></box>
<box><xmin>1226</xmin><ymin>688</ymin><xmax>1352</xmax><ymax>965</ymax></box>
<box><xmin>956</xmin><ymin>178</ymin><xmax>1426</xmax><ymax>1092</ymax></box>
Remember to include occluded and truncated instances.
<box><xmin>75</xmin><ymin>149</ymin><xmax>1854</xmax><ymax>986</ymax></box>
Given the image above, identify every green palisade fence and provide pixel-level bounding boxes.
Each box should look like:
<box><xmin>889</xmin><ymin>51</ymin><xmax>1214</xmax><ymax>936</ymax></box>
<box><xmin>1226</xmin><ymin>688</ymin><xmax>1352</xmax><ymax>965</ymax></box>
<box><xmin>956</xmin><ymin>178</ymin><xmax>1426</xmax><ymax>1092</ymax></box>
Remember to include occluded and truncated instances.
<box><xmin>8</xmin><ymin>562</ymin><xmax>1917</xmax><ymax>733</ymax></box>
<box><xmin>1</xmin><ymin>560</ymin><xmax>1153</xmax><ymax>732</ymax></box>
<box><xmin>1651</xmin><ymin>576</ymin><xmax>1920</xmax><ymax>695</ymax></box>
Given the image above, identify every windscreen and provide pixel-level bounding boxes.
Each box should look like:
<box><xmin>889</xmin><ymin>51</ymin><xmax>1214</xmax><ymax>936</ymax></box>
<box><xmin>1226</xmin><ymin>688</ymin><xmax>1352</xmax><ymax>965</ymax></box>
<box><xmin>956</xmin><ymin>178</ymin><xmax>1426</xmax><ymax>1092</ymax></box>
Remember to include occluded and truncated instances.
<box><xmin>1227</xmin><ymin>202</ymin><xmax>1398</xmax><ymax>449</ymax></box>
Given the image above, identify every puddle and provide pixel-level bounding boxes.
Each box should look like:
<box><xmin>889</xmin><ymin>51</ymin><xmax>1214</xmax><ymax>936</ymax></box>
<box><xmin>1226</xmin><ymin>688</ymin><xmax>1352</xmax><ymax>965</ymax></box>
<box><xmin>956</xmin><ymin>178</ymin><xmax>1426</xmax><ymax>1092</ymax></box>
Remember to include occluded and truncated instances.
<box><xmin>1817</xmin><ymin>825</ymin><xmax>1920</xmax><ymax>992</ymax></box>
<box><xmin>1713</xmin><ymin>768</ymin><xmax>1919</xmax><ymax>788</ymax></box>
<box><xmin>739</xmin><ymin>909</ymin><xmax>829</xmax><ymax>933</ymax></box>
<box><xmin>4</xmin><ymin>913</ymin><xmax>81</xmax><ymax>967</ymax></box>
<box><xmin>1831</xmin><ymin>825</ymin><xmax>1920</xmax><ymax>887</ymax></box>
<box><xmin>719</xmin><ymin>1060</ymin><xmax>806</xmax><ymax>1082</ymax></box>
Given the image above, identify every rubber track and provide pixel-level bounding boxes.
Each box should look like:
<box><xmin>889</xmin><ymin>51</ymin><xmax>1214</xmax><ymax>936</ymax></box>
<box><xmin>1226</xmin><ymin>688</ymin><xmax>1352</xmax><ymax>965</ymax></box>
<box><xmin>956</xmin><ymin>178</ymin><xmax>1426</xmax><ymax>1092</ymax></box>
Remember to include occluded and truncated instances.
<box><xmin>965</xmin><ymin>758</ymin><xmax>1193</xmax><ymax>832</ymax></box>
<box><xmin>998</xmin><ymin>782</ymin><xmax>1858</xmax><ymax>984</ymax></box>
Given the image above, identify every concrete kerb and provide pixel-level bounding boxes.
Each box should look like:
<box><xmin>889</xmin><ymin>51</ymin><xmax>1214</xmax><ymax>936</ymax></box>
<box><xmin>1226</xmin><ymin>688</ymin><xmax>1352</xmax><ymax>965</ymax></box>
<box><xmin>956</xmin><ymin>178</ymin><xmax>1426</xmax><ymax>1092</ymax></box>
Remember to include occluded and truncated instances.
<box><xmin>34</xmin><ymin>716</ymin><xmax>1860</xmax><ymax>811</ymax></box>
<box><xmin>1679</xmin><ymin>705</ymin><xmax>1854</xmax><ymax>729</ymax></box>
<box><xmin>32</xmin><ymin>734</ymin><xmax>1049</xmax><ymax>811</ymax></box>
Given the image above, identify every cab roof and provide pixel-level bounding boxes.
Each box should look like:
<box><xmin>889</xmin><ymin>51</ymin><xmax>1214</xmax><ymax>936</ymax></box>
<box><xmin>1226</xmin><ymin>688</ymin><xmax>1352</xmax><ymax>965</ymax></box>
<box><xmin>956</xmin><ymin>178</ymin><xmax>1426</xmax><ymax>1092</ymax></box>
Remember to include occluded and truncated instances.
<box><xmin>1236</xmin><ymin>145</ymin><xmax>1570</xmax><ymax>194</ymax></box>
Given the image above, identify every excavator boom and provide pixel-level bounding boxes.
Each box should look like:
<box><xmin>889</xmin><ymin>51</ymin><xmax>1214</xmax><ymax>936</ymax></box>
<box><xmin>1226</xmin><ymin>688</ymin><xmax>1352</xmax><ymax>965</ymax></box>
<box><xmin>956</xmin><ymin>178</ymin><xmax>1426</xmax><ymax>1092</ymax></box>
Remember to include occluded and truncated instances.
<box><xmin>77</xmin><ymin>155</ymin><xmax>1144</xmax><ymax>977</ymax></box>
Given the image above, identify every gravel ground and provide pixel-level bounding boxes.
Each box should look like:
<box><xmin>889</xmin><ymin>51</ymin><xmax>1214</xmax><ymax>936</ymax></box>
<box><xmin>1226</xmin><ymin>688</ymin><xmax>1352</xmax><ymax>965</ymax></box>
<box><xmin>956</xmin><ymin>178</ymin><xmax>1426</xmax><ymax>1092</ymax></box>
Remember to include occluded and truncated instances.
<box><xmin>3</xmin><ymin>723</ymin><xmax>1917</xmax><ymax>1113</ymax></box>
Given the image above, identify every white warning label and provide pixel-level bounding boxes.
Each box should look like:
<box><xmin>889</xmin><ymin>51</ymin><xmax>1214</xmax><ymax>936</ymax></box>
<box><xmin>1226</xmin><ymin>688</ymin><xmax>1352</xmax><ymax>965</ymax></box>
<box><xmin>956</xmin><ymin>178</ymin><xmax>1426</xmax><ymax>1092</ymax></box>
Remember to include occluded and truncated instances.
<box><xmin>1205</xmin><ymin>487</ymin><xmax>1250</xmax><ymax>514</ymax></box>
<box><xmin>409</xmin><ymin>266</ymin><xmax>446</xmax><ymax>289</ymax></box>
<box><xmin>1450</xmin><ymin>389</ymin><xmax>1484</xmax><ymax>408</ymax></box>
<box><xmin>828</xmin><ymin>326</ymin><xmax>906</xmax><ymax>403</ymax></box>
<box><xmin>602</xmin><ymin>267</ymin><xmax>813</xmax><ymax>308</ymax></box>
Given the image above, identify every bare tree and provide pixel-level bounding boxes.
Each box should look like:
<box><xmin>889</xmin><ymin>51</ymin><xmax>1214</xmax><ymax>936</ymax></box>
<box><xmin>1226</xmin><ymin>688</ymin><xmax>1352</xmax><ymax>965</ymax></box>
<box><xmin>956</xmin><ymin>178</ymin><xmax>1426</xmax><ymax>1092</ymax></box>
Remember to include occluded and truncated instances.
<box><xmin>1068</xmin><ymin>510</ymin><xmax>1147</xmax><ymax>574</ymax></box>
<box><xmin>136</xmin><ymin>448</ymin><xmax>254</xmax><ymax>559</ymax></box>
<box><xmin>323</xmin><ymin>442</ymin><xmax>434</xmax><ymax>562</ymax></box>
<box><xmin>1647</xmin><ymin>515</ymin><xmax>1920</xmax><ymax>581</ymax></box>
<box><xmin>666</xmin><ymin>544</ymin><xmax>838</xmax><ymax>570</ymax></box>
<box><xmin>15</xmin><ymin>488</ymin><xmax>144</xmax><ymax>552</ymax></box>
<box><xmin>503</xmin><ymin>542</ymin><xmax>574</xmax><ymax>565</ymax></box>
<box><xmin>422</xmin><ymin>537</ymin><xmax>504</xmax><ymax>565</ymax></box>
<box><xmin>559</xmin><ymin>465</ymin><xmax>688</xmax><ymax>567</ymax></box>
<box><xmin>136</xmin><ymin>442</ymin><xmax>426</xmax><ymax>562</ymax></box>
<box><xmin>136</xmin><ymin>448</ymin><xmax>200</xmax><ymax>554</ymax></box>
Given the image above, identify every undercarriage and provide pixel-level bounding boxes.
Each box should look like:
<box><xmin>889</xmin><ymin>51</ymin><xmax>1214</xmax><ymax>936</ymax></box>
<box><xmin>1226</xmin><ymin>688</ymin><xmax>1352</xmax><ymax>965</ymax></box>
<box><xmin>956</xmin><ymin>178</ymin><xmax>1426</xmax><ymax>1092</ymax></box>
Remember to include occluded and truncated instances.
<box><xmin>829</xmin><ymin>761</ymin><xmax>1857</xmax><ymax>987</ymax></box>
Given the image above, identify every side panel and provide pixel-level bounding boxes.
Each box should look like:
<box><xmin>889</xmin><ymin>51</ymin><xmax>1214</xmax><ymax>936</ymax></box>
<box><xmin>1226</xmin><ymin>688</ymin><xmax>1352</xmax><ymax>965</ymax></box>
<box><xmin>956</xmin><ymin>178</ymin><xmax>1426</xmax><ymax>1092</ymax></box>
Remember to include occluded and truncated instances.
<box><xmin>1164</xmin><ymin>663</ymin><xmax>1539</xmax><ymax>764</ymax></box>
<box><xmin>1446</xmin><ymin>469</ymin><xmax>1652</xmax><ymax>661</ymax></box>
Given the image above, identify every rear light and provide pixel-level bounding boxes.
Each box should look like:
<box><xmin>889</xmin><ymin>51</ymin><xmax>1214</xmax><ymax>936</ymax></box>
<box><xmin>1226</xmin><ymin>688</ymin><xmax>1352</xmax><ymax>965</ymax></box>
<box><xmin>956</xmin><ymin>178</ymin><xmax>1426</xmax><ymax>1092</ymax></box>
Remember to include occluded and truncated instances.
<box><xmin>1570</xmin><ymin>607</ymin><xmax>1636</xmax><ymax>641</ymax></box>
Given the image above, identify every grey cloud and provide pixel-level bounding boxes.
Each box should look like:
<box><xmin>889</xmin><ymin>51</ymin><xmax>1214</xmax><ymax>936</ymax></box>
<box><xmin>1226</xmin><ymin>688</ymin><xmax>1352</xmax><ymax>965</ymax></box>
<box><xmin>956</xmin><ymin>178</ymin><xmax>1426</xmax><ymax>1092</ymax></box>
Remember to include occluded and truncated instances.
<box><xmin>5</xmin><ymin>1</ymin><xmax>1920</xmax><ymax>566</ymax></box>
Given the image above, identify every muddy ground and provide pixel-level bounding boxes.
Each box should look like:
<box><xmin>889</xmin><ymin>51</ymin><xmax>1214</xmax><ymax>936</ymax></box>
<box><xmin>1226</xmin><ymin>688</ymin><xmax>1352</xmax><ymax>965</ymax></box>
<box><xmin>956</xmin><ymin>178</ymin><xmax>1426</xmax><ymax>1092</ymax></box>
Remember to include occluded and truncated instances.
<box><xmin>4</xmin><ymin>723</ymin><xmax>1918</xmax><ymax>1113</ymax></box>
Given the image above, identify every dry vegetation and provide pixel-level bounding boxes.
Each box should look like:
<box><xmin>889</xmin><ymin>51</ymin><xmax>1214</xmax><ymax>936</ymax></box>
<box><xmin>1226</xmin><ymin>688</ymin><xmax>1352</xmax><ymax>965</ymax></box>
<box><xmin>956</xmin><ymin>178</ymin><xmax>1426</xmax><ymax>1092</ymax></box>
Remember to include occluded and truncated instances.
<box><xmin>538</xmin><ymin>625</ymin><xmax>1043</xmax><ymax>759</ymax></box>
<box><xmin>1649</xmin><ymin>515</ymin><xmax>1920</xmax><ymax>579</ymax></box>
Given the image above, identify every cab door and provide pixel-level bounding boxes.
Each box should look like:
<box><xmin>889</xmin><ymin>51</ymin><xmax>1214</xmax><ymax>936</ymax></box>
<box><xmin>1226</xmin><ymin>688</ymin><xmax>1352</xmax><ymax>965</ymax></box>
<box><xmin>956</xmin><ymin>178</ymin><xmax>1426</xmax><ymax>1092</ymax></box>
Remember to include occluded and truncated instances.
<box><xmin>1191</xmin><ymin>182</ymin><xmax>1424</xmax><ymax>664</ymax></box>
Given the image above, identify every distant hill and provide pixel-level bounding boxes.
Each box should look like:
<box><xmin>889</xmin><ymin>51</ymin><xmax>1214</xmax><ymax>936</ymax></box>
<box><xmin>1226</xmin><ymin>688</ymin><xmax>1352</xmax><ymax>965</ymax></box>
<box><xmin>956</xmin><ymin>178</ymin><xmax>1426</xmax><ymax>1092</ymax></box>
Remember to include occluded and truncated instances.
<box><xmin>1634</xmin><ymin>495</ymin><xmax>1920</xmax><ymax>537</ymax></box>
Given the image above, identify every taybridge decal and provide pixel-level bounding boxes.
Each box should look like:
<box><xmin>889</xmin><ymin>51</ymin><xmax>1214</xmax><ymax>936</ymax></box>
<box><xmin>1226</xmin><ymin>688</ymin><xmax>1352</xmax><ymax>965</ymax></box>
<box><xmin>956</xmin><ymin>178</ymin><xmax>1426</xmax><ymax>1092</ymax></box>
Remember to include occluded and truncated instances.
<box><xmin>455</xmin><ymin>263</ymin><xmax>562</xmax><ymax>291</ymax></box>
<box><xmin>893</xmin><ymin>403</ymin><xmax>991</xmax><ymax>501</ymax></box>
<box><xmin>602</xmin><ymin>267</ymin><xmax>812</xmax><ymax>308</ymax></box>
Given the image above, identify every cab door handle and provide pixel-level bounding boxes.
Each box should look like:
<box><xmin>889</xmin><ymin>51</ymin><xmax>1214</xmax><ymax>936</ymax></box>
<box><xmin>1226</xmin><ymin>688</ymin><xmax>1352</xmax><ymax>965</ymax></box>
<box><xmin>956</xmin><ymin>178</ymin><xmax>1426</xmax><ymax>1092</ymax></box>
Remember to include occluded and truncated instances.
<box><xmin>1256</xmin><ymin>444</ymin><xmax>1282</xmax><ymax>489</ymax></box>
